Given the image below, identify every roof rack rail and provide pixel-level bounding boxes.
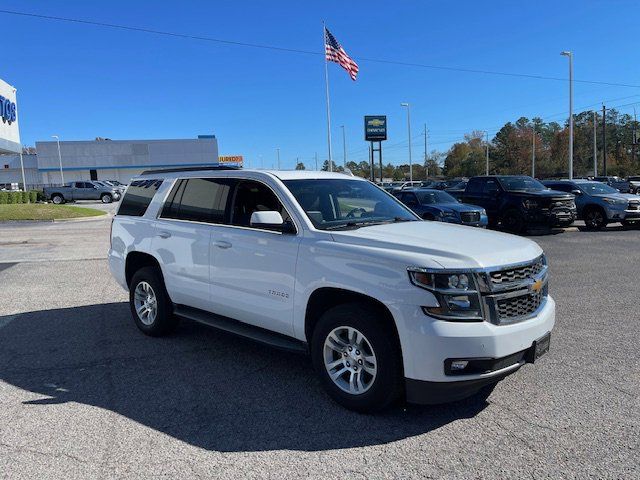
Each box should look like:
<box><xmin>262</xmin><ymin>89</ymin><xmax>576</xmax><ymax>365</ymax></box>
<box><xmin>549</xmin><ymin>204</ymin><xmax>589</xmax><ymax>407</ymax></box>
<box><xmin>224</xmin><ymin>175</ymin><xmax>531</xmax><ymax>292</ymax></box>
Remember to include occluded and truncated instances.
<box><xmin>140</xmin><ymin>165</ymin><xmax>240</xmax><ymax>175</ymax></box>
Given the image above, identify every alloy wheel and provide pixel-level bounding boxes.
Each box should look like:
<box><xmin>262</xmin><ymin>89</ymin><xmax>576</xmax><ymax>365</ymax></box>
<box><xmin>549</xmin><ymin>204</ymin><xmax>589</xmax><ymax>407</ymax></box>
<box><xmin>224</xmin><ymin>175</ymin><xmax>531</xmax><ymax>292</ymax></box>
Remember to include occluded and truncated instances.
<box><xmin>133</xmin><ymin>281</ymin><xmax>157</xmax><ymax>325</ymax></box>
<box><xmin>323</xmin><ymin>326</ymin><xmax>377</xmax><ymax>395</ymax></box>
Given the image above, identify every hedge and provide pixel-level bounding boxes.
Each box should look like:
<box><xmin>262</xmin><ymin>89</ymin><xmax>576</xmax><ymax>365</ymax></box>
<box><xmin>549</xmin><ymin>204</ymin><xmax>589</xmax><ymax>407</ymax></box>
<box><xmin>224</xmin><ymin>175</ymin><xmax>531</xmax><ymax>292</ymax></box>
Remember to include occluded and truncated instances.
<box><xmin>0</xmin><ymin>190</ymin><xmax>43</xmax><ymax>205</ymax></box>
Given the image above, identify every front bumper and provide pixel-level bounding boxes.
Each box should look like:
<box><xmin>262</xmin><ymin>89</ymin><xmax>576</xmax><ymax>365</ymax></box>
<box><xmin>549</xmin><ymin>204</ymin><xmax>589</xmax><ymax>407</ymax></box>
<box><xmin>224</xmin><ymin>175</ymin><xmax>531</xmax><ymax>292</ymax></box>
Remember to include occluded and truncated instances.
<box><xmin>526</xmin><ymin>208</ymin><xmax>576</xmax><ymax>227</ymax></box>
<box><xmin>442</xmin><ymin>213</ymin><xmax>489</xmax><ymax>228</ymax></box>
<box><xmin>394</xmin><ymin>295</ymin><xmax>555</xmax><ymax>386</ymax></box>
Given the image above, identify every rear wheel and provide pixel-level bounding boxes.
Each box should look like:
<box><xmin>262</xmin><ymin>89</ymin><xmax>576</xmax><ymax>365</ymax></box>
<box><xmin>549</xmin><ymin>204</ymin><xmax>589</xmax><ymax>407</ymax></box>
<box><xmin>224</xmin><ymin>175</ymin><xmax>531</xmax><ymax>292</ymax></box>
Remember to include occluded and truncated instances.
<box><xmin>129</xmin><ymin>266</ymin><xmax>178</xmax><ymax>336</ymax></box>
<box><xmin>584</xmin><ymin>206</ymin><xmax>607</xmax><ymax>230</ymax></box>
<box><xmin>311</xmin><ymin>303</ymin><xmax>403</xmax><ymax>412</ymax></box>
<box><xmin>51</xmin><ymin>194</ymin><xmax>64</xmax><ymax>204</ymax></box>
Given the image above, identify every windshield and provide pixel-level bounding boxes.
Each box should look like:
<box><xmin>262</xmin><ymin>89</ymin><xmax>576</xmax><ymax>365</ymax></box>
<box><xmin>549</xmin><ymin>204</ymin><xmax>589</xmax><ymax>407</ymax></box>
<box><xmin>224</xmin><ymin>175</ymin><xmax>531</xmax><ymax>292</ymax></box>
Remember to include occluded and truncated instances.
<box><xmin>416</xmin><ymin>190</ymin><xmax>457</xmax><ymax>204</ymax></box>
<box><xmin>283</xmin><ymin>179</ymin><xmax>418</xmax><ymax>230</ymax></box>
<box><xmin>580</xmin><ymin>182</ymin><xmax>619</xmax><ymax>195</ymax></box>
<box><xmin>498</xmin><ymin>176</ymin><xmax>546</xmax><ymax>192</ymax></box>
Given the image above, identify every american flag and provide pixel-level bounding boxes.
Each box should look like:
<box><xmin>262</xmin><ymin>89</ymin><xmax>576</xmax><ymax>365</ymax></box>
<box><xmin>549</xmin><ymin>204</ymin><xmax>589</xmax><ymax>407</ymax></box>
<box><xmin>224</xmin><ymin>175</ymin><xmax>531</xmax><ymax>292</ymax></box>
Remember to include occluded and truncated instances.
<box><xmin>324</xmin><ymin>27</ymin><xmax>359</xmax><ymax>81</ymax></box>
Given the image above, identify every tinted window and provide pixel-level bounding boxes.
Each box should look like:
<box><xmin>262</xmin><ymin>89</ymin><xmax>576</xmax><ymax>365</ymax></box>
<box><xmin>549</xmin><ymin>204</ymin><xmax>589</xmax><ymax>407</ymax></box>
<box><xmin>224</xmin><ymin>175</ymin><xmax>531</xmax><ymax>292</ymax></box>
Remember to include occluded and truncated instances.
<box><xmin>118</xmin><ymin>179</ymin><xmax>163</xmax><ymax>216</ymax></box>
<box><xmin>161</xmin><ymin>178</ymin><xmax>232</xmax><ymax>223</ymax></box>
<box><xmin>498</xmin><ymin>176</ymin><xmax>545</xmax><ymax>192</ymax></box>
<box><xmin>547</xmin><ymin>183</ymin><xmax>573</xmax><ymax>193</ymax></box>
<box><xmin>416</xmin><ymin>190</ymin><xmax>457</xmax><ymax>204</ymax></box>
<box><xmin>484</xmin><ymin>179</ymin><xmax>500</xmax><ymax>194</ymax></box>
<box><xmin>231</xmin><ymin>180</ymin><xmax>291</xmax><ymax>228</ymax></box>
<box><xmin>579</xmin><ymin>182</ymin><xmax>618</xmax><ymax>195</ymax></box>
<box><xmin>465</xmin><ymin>178</ymin><xmax>483</xmax><ymax>194</ymax></box>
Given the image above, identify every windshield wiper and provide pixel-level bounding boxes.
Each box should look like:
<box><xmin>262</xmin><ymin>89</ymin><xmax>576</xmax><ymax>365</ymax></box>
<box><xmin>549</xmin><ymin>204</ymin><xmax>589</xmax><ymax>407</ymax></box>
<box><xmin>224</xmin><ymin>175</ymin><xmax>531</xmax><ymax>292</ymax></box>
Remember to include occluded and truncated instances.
<box><xmin>323</xmin><ymin>217</ymin><xmax>415</xmax><ymax>230</ymax></box>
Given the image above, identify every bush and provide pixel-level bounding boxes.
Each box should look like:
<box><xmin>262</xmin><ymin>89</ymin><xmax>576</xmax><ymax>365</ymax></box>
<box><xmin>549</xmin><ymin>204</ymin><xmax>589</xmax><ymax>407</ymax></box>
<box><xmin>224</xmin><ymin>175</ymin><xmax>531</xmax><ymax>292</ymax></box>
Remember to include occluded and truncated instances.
<box><xmin>8</xmin><ymin>191</ymin><xmax>21</xmax><ymax>204</ymax></box>
<box><xmin>22</xmin><ymin>191</ymin><xmax>30</xmax><ymax>203</ymax></box>
<box><xmin>29</xmin><ymin>190</ymin><xmax>38</xmax><ymax>203</ymax></box>
<box><xmin>0</xmin><ymin>191</ymin><xmax>7</xmax><ymax>204</ymax></box>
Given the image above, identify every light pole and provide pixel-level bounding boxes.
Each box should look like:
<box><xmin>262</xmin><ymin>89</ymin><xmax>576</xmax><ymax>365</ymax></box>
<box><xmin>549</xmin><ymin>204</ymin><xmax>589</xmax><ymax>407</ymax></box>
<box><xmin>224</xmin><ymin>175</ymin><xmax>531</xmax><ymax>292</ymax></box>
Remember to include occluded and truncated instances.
<box><xmin>561</xmin><ymin>51</ymin><xmax>573</xmax><ymax>179</ymax></box>
<box><xmin>400</xmin><ymin>103</ymin><xmax>413</xmax><ymax>181</ymax></box>
<box><xmin>51</xmin><ymin>135</ymin><xmax>64</xmax><ymax>184</ymax></box>
<box><xmin>341</xmin><ymin>125</ymin><xmax>347</xmax><ymax>168</ymax></box>
<box><xmin>532</xmin><ymin>125</ymin><xmax>536</xmax><ymax>178</ymax></box>
<box><xmin>485</xmin><ymin>131</ymin><xmax>490</xmax><ymax>175</ymax></box>
<box><xmin>276</xmin><ymin>148</ymin><xmax>281</xmax><ymax>170</ymax></box>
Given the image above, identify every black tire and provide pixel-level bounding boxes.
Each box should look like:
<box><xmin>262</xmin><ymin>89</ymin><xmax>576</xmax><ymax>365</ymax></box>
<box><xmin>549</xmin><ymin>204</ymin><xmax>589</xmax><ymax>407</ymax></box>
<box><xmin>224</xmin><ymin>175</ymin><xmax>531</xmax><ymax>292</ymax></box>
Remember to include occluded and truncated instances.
<box><xmin>310</xmin><ymin>302</ymin><xmax>403</xmax><ymax>413</ymax></box>
<box><xmin>583</xmin><ymin>206</ymin><xmax>607</xmax><ymax>230</ymax></box>
<box><xmin>51</xmin><ymin>194</ymin><xmax>64</xmax><ymax>204</ymax></box>
<box><xmin>501</xmin><ymin>209</ymin><xmax>526</xmax><ymax>234</ymax></box>
<box><xmin>129</xmin><ymin>266</ymin><xmax>178</xmax><ymax>336</ymax></box>
<box><xmin>101</xmin><ymin>193</ymin><xmax>113</xmax><ymax>204</ymax></box>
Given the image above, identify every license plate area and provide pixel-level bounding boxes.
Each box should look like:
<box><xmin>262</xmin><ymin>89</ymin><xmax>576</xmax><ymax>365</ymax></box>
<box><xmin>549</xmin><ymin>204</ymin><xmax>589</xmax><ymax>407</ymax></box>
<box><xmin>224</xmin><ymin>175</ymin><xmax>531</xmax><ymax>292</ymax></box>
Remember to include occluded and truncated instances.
<box><xmin>528</xmin><ymin>332</ymin><xmax>551</xmax><ymax>363</ymax></box>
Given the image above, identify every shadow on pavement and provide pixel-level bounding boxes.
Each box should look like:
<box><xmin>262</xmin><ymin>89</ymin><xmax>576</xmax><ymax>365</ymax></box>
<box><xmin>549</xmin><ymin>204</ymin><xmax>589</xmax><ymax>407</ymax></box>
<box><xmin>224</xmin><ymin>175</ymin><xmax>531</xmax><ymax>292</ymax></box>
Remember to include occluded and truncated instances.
<box><xmin>0</xmin><ymin>303</ymin><xmax>489</xmax><ymax>452</ymax></box>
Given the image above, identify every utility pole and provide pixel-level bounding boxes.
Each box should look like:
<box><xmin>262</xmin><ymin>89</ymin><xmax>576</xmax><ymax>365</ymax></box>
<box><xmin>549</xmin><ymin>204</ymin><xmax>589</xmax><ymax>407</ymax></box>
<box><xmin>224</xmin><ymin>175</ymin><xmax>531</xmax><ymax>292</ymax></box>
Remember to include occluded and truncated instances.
<box><xmin>315</xmin><ymin>152</ymin><xmax>318</xmax><ymax>171</ymax></box>
<box><xmin>593</xmin><ymin>111</ymin><xmax>597</xmax><ymax>177</ymax></box>
<box><xmin>602</xmin><ymin>105</ymin><xmax>607</xmax><ymax>176</ymax></box>
<box><xmin>401</xmin><ymin>103</ymin><xmax>413</xmax><ymax>181</ymax></box>
<box><xmin>633</xmin><ymin>108</ymin><xmax>637</xmax><ymax>166</ymax></box>
<box><xmin>532</xmin><ymin>126</ymin><xmax>536</xmax><ymax>178</ymax></box>
<box><xmin>485</xmin><ymin>131</ymin><xmax>490</xmax><ymax>175</ymax></box>
<box><xmin>276</xmin><ymin>148</ymin><xmax>281</xmax><ymax>170</ymax></box>
<box><xmin>423</xmin><ymin>123</ymin><xmax>428</xmax><ymax>178</ymax></box>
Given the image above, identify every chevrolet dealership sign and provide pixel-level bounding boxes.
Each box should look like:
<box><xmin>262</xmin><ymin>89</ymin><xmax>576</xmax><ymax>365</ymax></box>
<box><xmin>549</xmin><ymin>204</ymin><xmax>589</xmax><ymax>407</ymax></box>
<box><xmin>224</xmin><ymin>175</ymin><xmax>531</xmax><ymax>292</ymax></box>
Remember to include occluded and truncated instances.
<box><xmin>364</xmin><ymin>115</ymin><xmax>387</xmax><ymax>141</ymax></box>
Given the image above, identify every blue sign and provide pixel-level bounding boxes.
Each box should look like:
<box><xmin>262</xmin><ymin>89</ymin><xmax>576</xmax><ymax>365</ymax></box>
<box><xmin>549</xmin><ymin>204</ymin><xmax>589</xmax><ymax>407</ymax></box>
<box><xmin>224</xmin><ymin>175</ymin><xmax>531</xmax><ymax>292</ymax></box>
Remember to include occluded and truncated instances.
<box><xmin>0</xmin><ymin>95</ymin><xmax>17</xmax><ymax>124</ymax></box>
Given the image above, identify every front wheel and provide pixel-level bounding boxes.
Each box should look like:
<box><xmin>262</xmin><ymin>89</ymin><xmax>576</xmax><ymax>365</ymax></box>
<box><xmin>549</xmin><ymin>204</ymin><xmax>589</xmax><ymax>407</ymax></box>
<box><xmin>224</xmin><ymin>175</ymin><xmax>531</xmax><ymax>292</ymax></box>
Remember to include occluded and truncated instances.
<box><xmin>311</xmin><ymin>303</ymin><xmax>403</xmax><ymax>412</ymax></box>
<box><xmin>51</xmin><ymin>194</ymin><xmax>64</xmax><ymax>204</ymax></box>
<box><xmin>584</xmin><ymin>206</ymin><xmax>607</xmax><ymax>230</ymax></box>
<box><xmin>129</xmin><ymin>266</ymin><xmax>179</xmax><ymax>336</ymax></box>
<box><xmin>101</xmin><ymin>193</ymin><xmax>113</xmax><ymax>203</ymax></box>
<box><xmin>501</xmin><ymin>209</ymin><xmax>526</xmax><ymax>234</ymax></box>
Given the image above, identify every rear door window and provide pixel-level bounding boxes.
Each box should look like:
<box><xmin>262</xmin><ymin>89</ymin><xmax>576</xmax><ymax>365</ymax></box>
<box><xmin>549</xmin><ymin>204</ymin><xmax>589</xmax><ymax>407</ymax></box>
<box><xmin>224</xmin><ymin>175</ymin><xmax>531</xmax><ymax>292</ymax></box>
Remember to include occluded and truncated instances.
<box><xmin>118</xmin><ymin>179</ymin><xmax>163</xmax><ymax>217</ymax></box>
<box><xmin>160</xmin><ymin>177</ymin><xmax>233</xmax><ymax>224</ymax></box>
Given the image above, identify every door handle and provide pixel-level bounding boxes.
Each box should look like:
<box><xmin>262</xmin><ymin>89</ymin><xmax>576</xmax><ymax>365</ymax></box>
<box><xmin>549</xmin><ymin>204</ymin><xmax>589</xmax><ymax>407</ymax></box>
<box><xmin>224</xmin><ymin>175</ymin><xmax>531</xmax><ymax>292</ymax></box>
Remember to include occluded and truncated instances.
<box><xmin>157</xmin><ymin>231</ymin><xmax>172</xmax><ymax>239</ymax></box>
<box><xmin>213</xmin><ymin>240</ymin><xmax>232</xmax><ymax>249</ymax></box>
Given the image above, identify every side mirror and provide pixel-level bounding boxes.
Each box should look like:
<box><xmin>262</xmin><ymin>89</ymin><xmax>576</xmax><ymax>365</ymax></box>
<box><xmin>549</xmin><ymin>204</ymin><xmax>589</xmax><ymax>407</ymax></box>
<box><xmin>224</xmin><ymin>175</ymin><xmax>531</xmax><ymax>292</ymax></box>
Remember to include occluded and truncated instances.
<box><xmin>250</xmin><ymin>211</ymin><xmax>295</xmax><ymax>233</ymax></box>
<box><xmin>571</xmin><ymin>189</ymin><xmax>582</xmax><ymax>195</ymax></box>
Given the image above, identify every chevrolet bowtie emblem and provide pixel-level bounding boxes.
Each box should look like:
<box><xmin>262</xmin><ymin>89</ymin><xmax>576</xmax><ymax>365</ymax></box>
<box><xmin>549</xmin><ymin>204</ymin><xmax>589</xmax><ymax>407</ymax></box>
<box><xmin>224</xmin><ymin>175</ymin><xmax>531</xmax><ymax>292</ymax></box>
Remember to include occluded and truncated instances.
<box><xmin>531</xmin><ymin>279</ymin><xmax>543</xmax><ymax>293</ymax></box>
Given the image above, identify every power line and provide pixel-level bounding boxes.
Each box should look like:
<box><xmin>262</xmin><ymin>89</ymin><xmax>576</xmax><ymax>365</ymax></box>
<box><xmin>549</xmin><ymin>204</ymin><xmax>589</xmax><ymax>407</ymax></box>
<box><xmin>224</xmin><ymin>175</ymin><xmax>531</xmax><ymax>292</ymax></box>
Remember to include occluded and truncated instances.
<box><xmin>3</xmin><ymin>8</ymin><xmax>640</xmax><ymax>89</ymax></box>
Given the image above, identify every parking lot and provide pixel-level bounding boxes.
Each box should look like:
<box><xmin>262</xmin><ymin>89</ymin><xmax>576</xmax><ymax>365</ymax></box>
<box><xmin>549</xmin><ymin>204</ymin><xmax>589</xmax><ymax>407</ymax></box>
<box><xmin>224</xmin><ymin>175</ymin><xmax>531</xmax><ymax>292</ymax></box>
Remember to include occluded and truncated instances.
<box><xmin>1</xmin><ymin>206</ymin><xmax>638</xmax><ymax>479</ymax></box>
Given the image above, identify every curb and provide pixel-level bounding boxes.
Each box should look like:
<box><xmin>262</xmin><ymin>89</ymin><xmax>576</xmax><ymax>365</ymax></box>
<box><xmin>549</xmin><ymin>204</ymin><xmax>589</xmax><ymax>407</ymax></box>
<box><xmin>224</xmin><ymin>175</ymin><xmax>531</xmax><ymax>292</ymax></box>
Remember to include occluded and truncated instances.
<box><xmin>1</xmin><ymin>214</ymin><xmax>111</xmax><ymax>225</ymax></box>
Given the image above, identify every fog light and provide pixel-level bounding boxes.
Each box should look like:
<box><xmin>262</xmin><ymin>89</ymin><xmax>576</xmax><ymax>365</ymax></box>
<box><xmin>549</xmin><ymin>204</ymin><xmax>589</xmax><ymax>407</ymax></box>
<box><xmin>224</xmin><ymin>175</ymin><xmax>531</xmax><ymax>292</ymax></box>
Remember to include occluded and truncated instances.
<box><xmin>450</xmin><ymin>360</ymin><xmax>469</xmax><ymax>371</ymax></box>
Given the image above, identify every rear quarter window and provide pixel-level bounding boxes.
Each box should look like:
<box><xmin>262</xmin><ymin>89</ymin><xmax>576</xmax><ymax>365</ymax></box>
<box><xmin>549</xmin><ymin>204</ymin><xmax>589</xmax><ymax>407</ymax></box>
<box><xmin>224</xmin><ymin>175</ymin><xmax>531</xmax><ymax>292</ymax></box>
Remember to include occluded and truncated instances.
<box><xmin>117</xmin><ymin>179</ymin><xmax>163</xmax><ymax>217</ymax></box>
<box><xmin>465</xmin><ymin>178</ymin><xmax>483</xmax><ymax>194</ymax></box>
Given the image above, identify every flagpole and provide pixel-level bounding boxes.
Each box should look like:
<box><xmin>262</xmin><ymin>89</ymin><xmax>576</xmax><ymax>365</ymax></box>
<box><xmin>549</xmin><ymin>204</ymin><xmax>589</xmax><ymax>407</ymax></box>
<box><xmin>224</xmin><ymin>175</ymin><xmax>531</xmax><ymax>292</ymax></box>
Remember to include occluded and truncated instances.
<box><xmin>323</xmin><ymin>21</ymin><xmax>333</xmax><ymax>172</ymax></box>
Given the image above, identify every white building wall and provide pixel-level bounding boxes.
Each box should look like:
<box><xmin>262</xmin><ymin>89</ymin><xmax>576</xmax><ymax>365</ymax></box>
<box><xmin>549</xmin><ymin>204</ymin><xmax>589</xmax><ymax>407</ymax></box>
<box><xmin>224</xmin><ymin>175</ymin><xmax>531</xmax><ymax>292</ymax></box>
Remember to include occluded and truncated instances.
<box><xmin>35</xmin><ymin>137</ymin><xmax>219</xmax><ymax>185</ymax></box>
<box><xmin>0</xmin><ymin>154</ymin><xmax>39</xmax><ymax>188</ymax></box>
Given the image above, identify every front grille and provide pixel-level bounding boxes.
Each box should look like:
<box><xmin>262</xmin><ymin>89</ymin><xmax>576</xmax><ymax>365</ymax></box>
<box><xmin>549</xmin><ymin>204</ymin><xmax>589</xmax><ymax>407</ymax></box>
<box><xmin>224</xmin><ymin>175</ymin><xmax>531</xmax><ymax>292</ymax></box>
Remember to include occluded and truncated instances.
<box><xmin>551</xmin><ymin>199</ymin><xmax>575</xmax><ymax>209</ymax></box>
<box><xmin>496</xmin><ymin>290</ymin><xmax>544</xmax><ymax>321</ymax></box>
<box><xmin>489</xmin><ymin>256</ymin><xmax>545</xmax><ymax>285</ymax></box>
<box><xmin>460</xmin><ymin>211</ymin><xmax>480</xmax><ymax>223</ymax></box>
<box><xmin>628</xmin><ymin>202</ymin><xmax>640</xmax><ymax>211</ymax></box>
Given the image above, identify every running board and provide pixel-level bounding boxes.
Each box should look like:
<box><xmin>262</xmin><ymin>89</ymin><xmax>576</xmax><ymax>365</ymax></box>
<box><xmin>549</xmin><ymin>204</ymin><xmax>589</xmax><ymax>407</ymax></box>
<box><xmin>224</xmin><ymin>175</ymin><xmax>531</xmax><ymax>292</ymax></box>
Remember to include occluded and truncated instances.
<box><xmin>173</xmin><ymin>304</ymin><xmax>308</xmax><ymax>354</ymax></box>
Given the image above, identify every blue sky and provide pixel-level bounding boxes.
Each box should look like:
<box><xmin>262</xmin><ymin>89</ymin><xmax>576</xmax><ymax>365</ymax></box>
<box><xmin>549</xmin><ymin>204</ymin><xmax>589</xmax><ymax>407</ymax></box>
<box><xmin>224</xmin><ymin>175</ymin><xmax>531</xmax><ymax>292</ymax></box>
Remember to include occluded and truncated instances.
<box><xmin>4</xmin><ymin>0</ymin><xmax>640</xmax><ymax>169</ymax></box>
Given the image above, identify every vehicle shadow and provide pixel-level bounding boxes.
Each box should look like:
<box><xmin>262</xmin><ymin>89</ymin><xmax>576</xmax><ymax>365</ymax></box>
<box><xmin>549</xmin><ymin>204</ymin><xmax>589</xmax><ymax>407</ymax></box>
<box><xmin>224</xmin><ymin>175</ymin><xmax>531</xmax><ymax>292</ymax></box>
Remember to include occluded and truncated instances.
<box><xmin>0</xmin><ymin>303</ymin><xmax>489</xmax><ymax>452</ymax></box>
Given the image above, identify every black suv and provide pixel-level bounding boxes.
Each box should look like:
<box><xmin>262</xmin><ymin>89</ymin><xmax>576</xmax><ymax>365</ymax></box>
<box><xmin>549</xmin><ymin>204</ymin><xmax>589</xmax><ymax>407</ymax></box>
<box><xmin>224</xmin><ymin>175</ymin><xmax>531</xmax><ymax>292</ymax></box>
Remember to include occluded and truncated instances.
<box><xmin>462</xmin><ymin>175</ymin><xmax>576</xmax><ymax>233</ymax></box>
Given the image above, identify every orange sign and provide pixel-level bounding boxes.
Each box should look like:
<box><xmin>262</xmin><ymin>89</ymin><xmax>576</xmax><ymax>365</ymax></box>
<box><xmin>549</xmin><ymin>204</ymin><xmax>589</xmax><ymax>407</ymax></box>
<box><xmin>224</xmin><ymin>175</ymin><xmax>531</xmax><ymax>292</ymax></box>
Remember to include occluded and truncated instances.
<box><xmin>218</xmin><ymin>155</ymin><xmax>243</xmax><ymax>165</ymax></box>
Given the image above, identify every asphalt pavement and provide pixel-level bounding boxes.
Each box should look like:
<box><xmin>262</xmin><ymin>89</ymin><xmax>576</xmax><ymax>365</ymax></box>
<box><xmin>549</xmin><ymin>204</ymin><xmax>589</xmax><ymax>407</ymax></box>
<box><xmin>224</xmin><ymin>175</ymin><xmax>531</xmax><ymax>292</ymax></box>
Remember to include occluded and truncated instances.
<box><xmin>0</xmin><ymin>209</ymin><xmax>638</xmax><ymax>479</ymax></box>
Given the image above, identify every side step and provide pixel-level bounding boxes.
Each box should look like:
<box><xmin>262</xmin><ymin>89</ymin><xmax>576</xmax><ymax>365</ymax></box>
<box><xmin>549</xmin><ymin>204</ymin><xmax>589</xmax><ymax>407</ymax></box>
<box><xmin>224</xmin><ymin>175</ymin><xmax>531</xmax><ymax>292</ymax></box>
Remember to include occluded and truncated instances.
<box><xmin>174</xmin><ymin>304</ymin><xmax>308</xmax><ymax>354</ymax></box>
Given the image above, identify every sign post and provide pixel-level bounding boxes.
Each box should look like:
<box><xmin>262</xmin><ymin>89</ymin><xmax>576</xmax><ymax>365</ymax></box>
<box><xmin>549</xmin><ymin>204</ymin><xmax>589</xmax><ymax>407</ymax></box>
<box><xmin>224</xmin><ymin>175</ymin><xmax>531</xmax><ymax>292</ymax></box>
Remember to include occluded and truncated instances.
<box><xmin>364</xmin><ymin>116</ymin><xmax>387</xmax><ymax>182</ymax></box>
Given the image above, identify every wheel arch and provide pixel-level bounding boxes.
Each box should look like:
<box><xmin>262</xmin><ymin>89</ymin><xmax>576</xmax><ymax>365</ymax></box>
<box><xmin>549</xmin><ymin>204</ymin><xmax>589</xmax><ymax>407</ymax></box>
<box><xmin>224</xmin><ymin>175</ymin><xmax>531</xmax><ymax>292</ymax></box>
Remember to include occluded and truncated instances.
<box><xmin>125</xmin><ymin>251</ymin><xmax>164</xmax><ymax>289</ymax></box>
<box><xmin>304</xmin><ymin>287</ymin><xmax>402</xmax><ymax>357</ymax></box>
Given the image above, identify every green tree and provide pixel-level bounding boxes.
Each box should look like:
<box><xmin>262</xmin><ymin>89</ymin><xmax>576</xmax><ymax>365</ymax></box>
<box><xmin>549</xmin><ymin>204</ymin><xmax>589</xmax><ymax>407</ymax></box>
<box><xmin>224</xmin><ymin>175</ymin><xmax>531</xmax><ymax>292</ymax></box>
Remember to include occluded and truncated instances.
<box><xmin>295</xmin><ymin>162</ymin><xmax>306</xmax><ymax>170</ymax></box>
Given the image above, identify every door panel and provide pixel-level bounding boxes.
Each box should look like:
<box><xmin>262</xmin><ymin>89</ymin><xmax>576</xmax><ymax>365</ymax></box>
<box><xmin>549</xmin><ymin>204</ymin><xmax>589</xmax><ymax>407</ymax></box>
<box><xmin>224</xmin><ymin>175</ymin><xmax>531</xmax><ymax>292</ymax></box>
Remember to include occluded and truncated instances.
<box><xmin>209</xmin><ymin>227</ymin><xmax>300</xmax><ymax>336</ymax></box>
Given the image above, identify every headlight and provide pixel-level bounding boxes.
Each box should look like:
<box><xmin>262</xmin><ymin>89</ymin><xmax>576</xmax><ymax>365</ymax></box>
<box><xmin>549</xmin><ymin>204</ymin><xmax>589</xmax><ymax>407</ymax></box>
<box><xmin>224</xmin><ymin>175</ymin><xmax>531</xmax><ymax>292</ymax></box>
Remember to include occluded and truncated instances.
<box><xmin>602</xmin><ymin>197</ymin><xmax>626</xmax><ymax>205</ymax></box>
<box><xmin>408</xmin><ymin>269</ymin><xmax>483</xmax><ymax>321</ymax></box>
<box><xmin>480</xmin><ymin>209</ymin><xmax>487</xmax><ymax>216</ymax></box>
<box><xmin>523</xmin><ymin>199</ymin><xmax>538</xmax><ymax>209</ymax></box>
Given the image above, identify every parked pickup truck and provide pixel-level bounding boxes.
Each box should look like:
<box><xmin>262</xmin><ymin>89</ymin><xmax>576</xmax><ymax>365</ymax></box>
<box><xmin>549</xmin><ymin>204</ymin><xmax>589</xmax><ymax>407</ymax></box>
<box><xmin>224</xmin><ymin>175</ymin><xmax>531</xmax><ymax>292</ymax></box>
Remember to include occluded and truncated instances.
<box><xmin>462</xmin><ymin>175</ymin><xmax>576</xmax><ymax>233</ymax></box>
<box><xmin>44</xmin><ymin>181</ymin><xmax>121</xmax><ymax>204</ymax></box>
<box><xmin>109</xmin><ymin>167</ymin><xmax>555</xmax><ymax>412</ymax></box>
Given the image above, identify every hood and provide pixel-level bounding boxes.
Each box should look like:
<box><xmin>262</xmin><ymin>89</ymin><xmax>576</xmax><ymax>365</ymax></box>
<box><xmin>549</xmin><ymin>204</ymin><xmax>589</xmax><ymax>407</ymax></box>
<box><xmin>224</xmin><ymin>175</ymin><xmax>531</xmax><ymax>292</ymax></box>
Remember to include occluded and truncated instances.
<box><xmin>435</xmin><ymin>202</ymin><xmax>483</xmax><ymax>213</ymax></box>
<box><xmin>591</xmin><ymin>192</ymin><xmax>638</xmax><ymax>201</ymax></box>
<box><xmin>507</xmin><ymin>189</ymin><xmax>572</xmax><ymax>199</ymax></box>
<box><xmin>330</xmin><ymin>221</ymin><xmax>542</xmax><ymax>270</ymax></box>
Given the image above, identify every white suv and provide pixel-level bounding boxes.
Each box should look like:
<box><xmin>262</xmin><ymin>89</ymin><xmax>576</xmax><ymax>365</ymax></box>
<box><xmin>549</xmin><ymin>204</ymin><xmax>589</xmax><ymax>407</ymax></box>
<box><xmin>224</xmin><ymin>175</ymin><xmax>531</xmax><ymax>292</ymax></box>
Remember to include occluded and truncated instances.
<box><xmin>109</xmin><ymin>167</ymin><xmax>554</xmax><ymax>412</ymax></box>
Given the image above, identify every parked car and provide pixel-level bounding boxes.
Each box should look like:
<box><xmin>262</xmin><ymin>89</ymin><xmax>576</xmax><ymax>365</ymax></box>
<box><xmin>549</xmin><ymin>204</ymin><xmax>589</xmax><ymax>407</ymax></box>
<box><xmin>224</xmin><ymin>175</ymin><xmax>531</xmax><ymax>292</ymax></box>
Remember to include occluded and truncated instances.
<box><xmin>392</xmin><ymin>181</ymin><xmax>423</xmax><ymax>192</ymax></box>
<box><xmin>593</xmin><ymin>176</ymin><xmax>632</xmax><ymax>193</ymax></box>
<box><xmin>109</xmin><ymin>168</ymin><xmax>554</xmax><ymax>412</ymax></box>
<box><xmin>44</xmin><ymin>181</ymin><xmax>121</xmax><ymax>204</ymax></box>
<box><xmin>394</xmin><ymin>188</ymin><xmax>488</xmax><ymax>227</ymax></box>
<box><xmin>543</xmin><ymin>179</ymin><xmax>640</xmax><ymax>229</ymax></box>
<box><xmin>626</xmin><ymin>176</ymin><xmax>640</xmax><ymax>194</ymax></box>
<box><xmin>462</xmin><ymin>175</ymin><xmax>576</xmax><ymax>233</ymax></box>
